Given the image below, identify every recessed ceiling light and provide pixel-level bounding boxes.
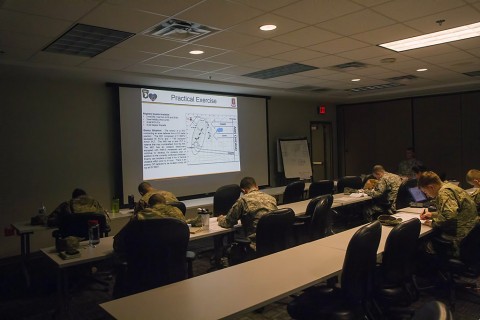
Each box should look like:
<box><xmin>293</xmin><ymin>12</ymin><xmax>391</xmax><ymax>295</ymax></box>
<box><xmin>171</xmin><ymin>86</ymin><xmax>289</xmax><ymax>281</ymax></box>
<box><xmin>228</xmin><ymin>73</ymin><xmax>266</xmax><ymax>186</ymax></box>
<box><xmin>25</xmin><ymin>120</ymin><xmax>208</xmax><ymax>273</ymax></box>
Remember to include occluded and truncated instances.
<box><xmin>416</xmin><ymin>68</ymin><xmax>428</xmax><ymax>72</ymax></box>
<box><xmin>351</xmin><ymin>78</ymin><xmax>361</xmax><ymax>82</ymax></box>
<box><xmin>189</xmin><ymin>50</ymin><xmax>204</xmax><ymax>55</ymax></box>
<box><xmin>259</xmin><ymin>24</ymin><xmax>277</xmax><ymax>31</ymax></box>
<box><xmin>379</xmin><ymin>21</ymin><xmax>480</xmax><ymax>52</ymax></box>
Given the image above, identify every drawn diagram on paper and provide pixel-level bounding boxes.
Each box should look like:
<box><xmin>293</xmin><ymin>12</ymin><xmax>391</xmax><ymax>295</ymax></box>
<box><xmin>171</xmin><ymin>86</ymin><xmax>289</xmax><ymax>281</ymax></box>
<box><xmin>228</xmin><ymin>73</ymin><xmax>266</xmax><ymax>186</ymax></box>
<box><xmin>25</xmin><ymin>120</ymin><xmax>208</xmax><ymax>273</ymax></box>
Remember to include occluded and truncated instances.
<box><xmin>186</xmin><ymin>114</ymin><xmax>239</xmax><ymax>165</ymax></box>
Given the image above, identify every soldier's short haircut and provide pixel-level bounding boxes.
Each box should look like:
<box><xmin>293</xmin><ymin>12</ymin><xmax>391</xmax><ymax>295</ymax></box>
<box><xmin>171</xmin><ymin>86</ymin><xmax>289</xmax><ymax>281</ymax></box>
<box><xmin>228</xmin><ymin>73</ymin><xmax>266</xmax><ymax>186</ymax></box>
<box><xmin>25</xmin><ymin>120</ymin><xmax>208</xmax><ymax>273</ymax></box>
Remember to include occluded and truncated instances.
<box><xmin>138</xmin><ymin>181</ymin><xmax>152</xmax><ymax>194</ymax></box>
<box><xmin>372</xmin><ymin>165</ymin><xmax>385</xmax><ymax>174</ymax></box>
<box><xmin>71</xmin><ymin>188</ymin><xmax>86</xmax><ymax>199</ymax></box>
<box><xmin>418</xmin><ymin>171</ymin><xmax>442</xmax><ymax>188</ymax></box>
<box><xmin>466</xmin><ymin>169</ymin><xmax>480</xmax><ymax>184</ymax></box>
<box><xmin>240</xmin><ymin>177</ymin><xmax>257</xmax><ymax>190</ymax></box>
<box><xmin>148</xmin><ymin>193</ymin><xmax>166</xmax><ymax>206</ymax></box>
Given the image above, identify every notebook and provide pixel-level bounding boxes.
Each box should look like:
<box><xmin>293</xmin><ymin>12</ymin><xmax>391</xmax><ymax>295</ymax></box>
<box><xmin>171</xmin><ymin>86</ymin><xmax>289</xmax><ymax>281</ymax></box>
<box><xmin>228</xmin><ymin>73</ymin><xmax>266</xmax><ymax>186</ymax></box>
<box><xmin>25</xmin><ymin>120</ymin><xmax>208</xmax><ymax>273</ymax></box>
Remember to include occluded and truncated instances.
<box><xmin>408</xmin><ymin>187</ymin><xmax>429</xmax><ymax>207</ymax></box>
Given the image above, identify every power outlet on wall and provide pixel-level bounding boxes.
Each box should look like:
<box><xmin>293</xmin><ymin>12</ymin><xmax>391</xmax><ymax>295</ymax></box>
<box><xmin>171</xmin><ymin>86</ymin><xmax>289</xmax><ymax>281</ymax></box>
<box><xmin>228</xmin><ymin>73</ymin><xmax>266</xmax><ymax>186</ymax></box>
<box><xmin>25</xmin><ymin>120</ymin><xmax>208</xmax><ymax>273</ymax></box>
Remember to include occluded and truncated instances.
<box><xmin>4</xmin><ymin>226</ymin><xmax>15</xmax><ymax>237</ymax></box>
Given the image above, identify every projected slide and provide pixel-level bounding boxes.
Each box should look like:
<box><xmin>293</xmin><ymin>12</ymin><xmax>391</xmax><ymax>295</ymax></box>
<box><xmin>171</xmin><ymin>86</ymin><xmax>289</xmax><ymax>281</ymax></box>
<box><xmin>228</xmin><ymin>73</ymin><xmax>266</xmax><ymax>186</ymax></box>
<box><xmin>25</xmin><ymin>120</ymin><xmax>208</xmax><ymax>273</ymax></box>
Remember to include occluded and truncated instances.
<box><xmin>141</xmin><ymin>88</ymin><xmax>240</xmax><ymax>180</ymax></box>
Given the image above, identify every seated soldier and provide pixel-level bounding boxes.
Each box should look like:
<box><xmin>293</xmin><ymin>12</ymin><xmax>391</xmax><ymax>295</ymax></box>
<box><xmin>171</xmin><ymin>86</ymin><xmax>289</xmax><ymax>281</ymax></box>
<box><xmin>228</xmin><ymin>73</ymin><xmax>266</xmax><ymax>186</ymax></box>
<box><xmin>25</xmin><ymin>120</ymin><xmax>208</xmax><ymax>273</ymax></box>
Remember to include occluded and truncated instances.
<box><xmin>466</xmin><ymin>169</ymin><xmax>480</xmax><ymax>209</ymax></box>
<box><xmin>134</xmin><ymin>181</ymin><xmax>178</xmax><ymax>214</ymax></box>
<box><xmin>48</xmin><ymin>188</ymin><xmax>110</xmax><ymax>232</ymax></box>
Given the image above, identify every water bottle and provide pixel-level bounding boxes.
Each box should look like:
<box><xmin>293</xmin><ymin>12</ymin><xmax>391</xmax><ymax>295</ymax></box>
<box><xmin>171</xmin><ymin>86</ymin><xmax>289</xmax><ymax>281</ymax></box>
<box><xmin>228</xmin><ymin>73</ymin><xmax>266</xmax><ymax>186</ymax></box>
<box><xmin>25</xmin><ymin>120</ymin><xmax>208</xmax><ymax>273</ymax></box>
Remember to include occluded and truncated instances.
<box><xmin>199</xmin><ymin>208</ymin><xmax>210</xmax><ymax>230</ymax></box>
<box><xmin>111</xmin><ymin>197</ymin><xmax>120</xmax><ymax>214</ymax></box>
<box><xmin>88</xmin><ymin>220</ymin><xmax>100</xmax><ymax>246</ymax></box>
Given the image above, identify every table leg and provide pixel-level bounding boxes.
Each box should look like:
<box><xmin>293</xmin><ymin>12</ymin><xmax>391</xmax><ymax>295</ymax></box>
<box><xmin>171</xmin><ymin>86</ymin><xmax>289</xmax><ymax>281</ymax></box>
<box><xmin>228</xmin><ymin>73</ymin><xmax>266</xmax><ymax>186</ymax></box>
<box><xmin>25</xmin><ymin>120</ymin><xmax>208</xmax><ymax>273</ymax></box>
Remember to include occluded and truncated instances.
<box><xmin>19</xmin><ymin>232</ymin><xmax>33</xmax><ymax>287</ymax></box>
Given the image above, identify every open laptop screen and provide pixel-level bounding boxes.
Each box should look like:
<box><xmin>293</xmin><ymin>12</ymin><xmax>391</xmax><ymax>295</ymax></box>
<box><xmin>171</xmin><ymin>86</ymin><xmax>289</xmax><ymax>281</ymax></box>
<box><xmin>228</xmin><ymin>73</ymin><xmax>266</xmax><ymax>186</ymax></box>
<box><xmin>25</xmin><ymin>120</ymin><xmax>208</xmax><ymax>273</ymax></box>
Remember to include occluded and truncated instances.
<box><xmin>408</xmin><ymin>187</ymin><xmax>428</xmax><ymax>202</ymax></box>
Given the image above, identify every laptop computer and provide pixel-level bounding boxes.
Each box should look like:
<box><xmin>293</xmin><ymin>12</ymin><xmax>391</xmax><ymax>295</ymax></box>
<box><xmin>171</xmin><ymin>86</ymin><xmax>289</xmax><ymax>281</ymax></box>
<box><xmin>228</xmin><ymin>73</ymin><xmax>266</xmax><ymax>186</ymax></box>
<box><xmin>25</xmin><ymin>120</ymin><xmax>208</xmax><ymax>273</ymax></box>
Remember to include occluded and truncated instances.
<box><xmin>407</xmin><ymin>187</ymin><xmax>430</xmax><ymax>208</ymax></box>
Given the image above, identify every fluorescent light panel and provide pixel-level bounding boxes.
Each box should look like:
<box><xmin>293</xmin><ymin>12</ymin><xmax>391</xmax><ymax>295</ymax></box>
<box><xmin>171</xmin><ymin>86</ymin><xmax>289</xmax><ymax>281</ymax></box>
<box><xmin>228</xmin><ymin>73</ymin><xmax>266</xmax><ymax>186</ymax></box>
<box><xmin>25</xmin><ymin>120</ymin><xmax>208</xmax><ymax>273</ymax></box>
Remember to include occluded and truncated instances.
<box><xmin>379</xmin><ymin>22</ymin><xmax>480</xmax><ymax>52</ymax></box>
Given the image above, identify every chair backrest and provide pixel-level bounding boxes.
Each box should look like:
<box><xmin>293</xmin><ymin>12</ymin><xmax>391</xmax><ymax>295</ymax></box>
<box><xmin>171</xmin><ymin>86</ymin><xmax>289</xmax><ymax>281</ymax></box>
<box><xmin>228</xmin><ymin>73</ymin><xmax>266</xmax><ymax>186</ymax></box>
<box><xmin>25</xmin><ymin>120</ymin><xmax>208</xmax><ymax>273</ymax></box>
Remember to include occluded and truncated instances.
<box><xmin>282</xmin><ymin>181</ymin><xmax>305</xmax><ymax>204</ymax></box>
<box><xmin>396</xmin><ymin>179</ymin><xmax>418</xmax><ymax>210</ymax></box>
<box><xmin>122</xmin><ymin>218</ymin><xmax>190</xmax><ymax>295</ymax></box>
<box><xmin>341</xmin><ymin>220</ymin><xmax>382</xmax><ymax>304</ymax></box>
<box><xmin>458</xmin><ymin>222</ymin><xmax>480</xmax><ymax>266</ymax></box>
<box><xmin>256</xmin><ymin>208</ymin><xmax>295</xmax><ymax>257</ymax></box>
<box><xmin>58</xmin><ymin>212</ymin><xmax>108</xmax><ymax>239</ymax></box>
<box><xmin>381</xmin><ymin>218</ymin><xmax>421</xmax><ymax>285</ymax></box>
<box><xmin>412</xmin><ymin>300</ymin><xmax>453</xmax><ymax>320</ymax></box>
<box><xmin>308</xmin><ymin>180</ymin><xmax>335</xmax><ymax>198</ymax></box>
<box><xmin>309</xmin><ymin>195</ymin><xmax>334</xmax><ymax>241</ymax></box>
<box><xmin>213</xmin><ymin>184</ymin><xmax>242</xmax><ymax>217</ymax></box>
<box><xmin>167</xmin><ymin>201</ymin><xmax>187</xmax><ymax>216</ymax></box>
<box><xmin>337</xmin><ymin>176</ymin><xmax>363</xmax><ymax>193</ymax></box>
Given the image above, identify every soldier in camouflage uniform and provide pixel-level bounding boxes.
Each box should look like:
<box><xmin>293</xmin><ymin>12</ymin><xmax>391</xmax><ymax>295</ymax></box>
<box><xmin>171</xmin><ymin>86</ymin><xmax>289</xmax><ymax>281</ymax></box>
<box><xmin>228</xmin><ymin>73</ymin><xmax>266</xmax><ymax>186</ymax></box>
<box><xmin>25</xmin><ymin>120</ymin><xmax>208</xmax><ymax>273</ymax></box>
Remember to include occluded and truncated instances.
<box><xmin>134</xmin><ymin>181</ymin><xmax>178</xmax><ymax>215</ymax></box>
<box><xmin>363</xmin><ymin>165</ymin><xmax>402</xmax><ymax>221</ymax></box>
<box><xmin>398</xmin><ymin>147</ymin><xmax>423</xmax><ymax>178</ymax></box>
<box><xmin>48</xmin><ymin>188</ymin><xmax>110</xmax><ymax>232</ymax></box>
<box><xmin>217</xmin><ymin>177</ymin><xmax>277</xmax><ymax>251</ymax></box>
<box><xmin>114</xmin><ymin>194</ymin><xmax>185</xmax><ymax>255</ymax></box>
<box><xmin>419</xmin><ymin>171</ymin><xmax>477</xmax><ymax>257</ymax></box>
<box><xmin>136</xmin><ymin>194</ymin><xmax>185</xmax><ymax>221</ymax></box>
<box><xmin>466</xmin><ymin>169</ymin><xmax>480</xmax><ymax>209</ymax></box>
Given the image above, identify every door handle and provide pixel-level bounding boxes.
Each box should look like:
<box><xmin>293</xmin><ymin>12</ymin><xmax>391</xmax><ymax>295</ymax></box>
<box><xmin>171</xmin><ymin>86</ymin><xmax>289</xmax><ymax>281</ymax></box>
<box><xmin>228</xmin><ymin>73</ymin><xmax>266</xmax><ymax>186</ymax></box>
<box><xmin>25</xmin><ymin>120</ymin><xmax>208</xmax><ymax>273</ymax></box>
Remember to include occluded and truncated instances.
<box><xmin>312</xmin><ymin>162</ymin><xmax>323</xmax><ymax>165</ymax></box>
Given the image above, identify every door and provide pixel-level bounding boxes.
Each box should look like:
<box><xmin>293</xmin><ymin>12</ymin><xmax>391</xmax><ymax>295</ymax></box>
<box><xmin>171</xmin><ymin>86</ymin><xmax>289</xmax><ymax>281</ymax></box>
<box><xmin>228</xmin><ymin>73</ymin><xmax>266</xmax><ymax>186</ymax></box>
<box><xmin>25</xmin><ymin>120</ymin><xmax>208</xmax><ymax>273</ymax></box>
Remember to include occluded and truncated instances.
<box><xmin>310</xmin><ymin>122</ymin><xmax>333</xmax><ymax>181</ymax></box>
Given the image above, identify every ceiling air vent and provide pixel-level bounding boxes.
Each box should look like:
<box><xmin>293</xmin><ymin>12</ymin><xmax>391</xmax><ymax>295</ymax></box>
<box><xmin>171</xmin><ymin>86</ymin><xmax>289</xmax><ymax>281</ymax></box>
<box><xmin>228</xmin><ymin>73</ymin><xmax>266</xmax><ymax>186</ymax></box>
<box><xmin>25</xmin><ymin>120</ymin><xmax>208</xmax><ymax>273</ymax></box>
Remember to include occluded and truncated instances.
<box><xmin>386</xmin><ymin>75</ymin><xmax>418</xmax><ymax>81</ymax></box>
<box><xmin>463</xmin><ymin>70</ymin><xmax>480</xmax><ymax>77</ymax></box>
<box><xmin>330</xmin><ymin>61</ymin><xmax>367</xmax><ymax>71</ymax></box>
<box><xmin>346</xmin><ymin>82</ymin><xmax>403</xmax><ymax>93</ymax></box>
<box><xmin>243</xmin><ymin>63</ymin><xmax>318</xmax><ymax>79</ymax></box>
<box><xmin>145</xmin><ymin>19</ymin><xmax>219</xmax><ymax>42</ymax></box>
<box><xmin>43</xmin><ymin>24</ymin><xmax>134</xmax><ymax>57</ymax></box>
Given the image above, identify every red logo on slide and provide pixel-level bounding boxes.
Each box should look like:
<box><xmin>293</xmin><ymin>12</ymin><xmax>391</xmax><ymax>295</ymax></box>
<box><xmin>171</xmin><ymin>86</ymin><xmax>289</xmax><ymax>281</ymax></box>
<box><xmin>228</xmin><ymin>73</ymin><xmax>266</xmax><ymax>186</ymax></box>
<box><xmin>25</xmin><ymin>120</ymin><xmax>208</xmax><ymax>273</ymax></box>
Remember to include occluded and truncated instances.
<box><xmin>231</xmin><ymin>98</ymin><xmax>236</xmax><ymax>107</ymax></box>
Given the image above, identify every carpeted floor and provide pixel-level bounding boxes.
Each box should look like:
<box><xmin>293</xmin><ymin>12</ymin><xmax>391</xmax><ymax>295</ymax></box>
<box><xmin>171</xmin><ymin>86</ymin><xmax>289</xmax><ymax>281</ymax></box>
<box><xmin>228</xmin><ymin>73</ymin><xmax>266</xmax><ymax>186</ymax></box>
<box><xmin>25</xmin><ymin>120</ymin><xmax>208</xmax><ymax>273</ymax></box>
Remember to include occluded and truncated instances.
<box><xmin>1</xmin><ymin>238</ymin><xmax>480</xmax><ymax>320</ymax></box>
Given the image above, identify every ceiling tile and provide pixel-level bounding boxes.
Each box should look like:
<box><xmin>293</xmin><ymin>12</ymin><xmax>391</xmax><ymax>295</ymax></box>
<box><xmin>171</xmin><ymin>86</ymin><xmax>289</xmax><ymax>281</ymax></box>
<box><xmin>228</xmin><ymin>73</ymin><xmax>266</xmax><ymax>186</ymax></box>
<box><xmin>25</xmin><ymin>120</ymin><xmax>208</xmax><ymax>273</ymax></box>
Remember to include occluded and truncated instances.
<box><xmin>163</xmin><ymin>44</ymin><xmax>227</xmax><ymax>59</ymax></box>
<box><xmin>420</xmin><ymin>51</ymin><xmax>477</xmax><ymax>64</ymax></box>
<box><xmin>273</xmin><ymin>26</ymin><xmax>341</xmax><ymax>47</ymax></box>
<box><xmin>309</xmin><ymin>37</ymin><xmax>370</xmax><ymax>54</ymax></box>
<box><xmin>348</xmin><ymin>66</ymin><xmax>393</xmax><ymax>76</ymax></box>
<box><xmin>193</xmin><ymin>72</ymin><xmax>234</xmax><ymax>81</ymax></box>
<box><xmin>194</xmin><ymin>31</ymin><xmax>262</xmax><ymax>50</ymax></box>
<box><xmin>144</xmin><ymin>54</ymin><xmax>199</xmax><ymax>67</ymax></box>
<box><xmin>107</xmin><ymin>0</ymin><xmax>204</xmax><ymax>16</ymax></box>
<box><xmin>372</xmin><ymin>0</ymin><xmax>466</xmax><ymax>22</ymax></box>
<box><xmin>440</xmin><ymin>59</ymin><xmax>480</xmax><ymax>73</ymax></box>
<box><xmin>28</xmin><ymin>51</ymin><xmax>89</xmax><ymax>66</ymax></box>
<box><xmin>124</xmin><ymin>63</ymin><xmax>172</xmax><ymax>74</ymax></box>
<box><xmin>338</xmin><ymin>46</ymin><xmax>394</xmax><ymax>60</ymax></box>
<box><xmin>163</xmin><ymin>68</ymin><xmax>206</xmax><ymax>77</ymax></box>
<box><xmin>81</xmin><ymin>58</ymin><xmax>134</xmax><ymax>70</ymax></box>
<box><xmin>96</xmin><ymin>47</ymin><xmax>157</xmax><ymax>62</ymax></box>
<box><xmin>2</xmin><ymin>0</ymin><xmax>100</xmax><ymax>21</ymax></box>
<box><xmin>231</xmin><ymin>0</ymin><xmax>301</xmax><ymax>12</ymax></box>
<box><xmin>219</xmin><ymin>65</ymin><xmax>260</xmax><ymax>76</ymax></box>
<box><xmin>400</xmin><ymin>44</ymin><xmax>459</xmax><ymax>59</ymax></box>
<box><xmin>238</xmin><ymin>40</ymin><xmax>297</xmax><ymax>57</ymax></box>
<box><xmin>206</xmin><ymin>51</ymin><xmax>262</xmax><ymax>64</ymax></box>
<box><xmin>228</xmin><ymin>13</ymin><xmax>306</xmax><ymax>39</ymax></box>
<box><xmin>0</xmin><ymin>30</ymin><xmax>53</xmax><ymax>51</ymax></box>
<box><xmin>403</xmin><ymin>5</ymin><xmax>480</xmax><ymax>33</ymax></box>
<box><xmin>176</xmin><ymin>0</ymin><xmax>263</xmax><ymax>29</ymax></box>
<box><xmin>350</xmin><ymin>0</ymin><xmax>391</xmax><ymax>6</ymax></box>
<box><xmin>302</xmin><ymin>55</ymin><xmax>352</xmax><ymax>68</ymax></box>
<box><xmin>351</xmin><ymin>24</ymin><xmax>421</xmax><ymax>44</ymax></box>
<box><xmin>316</xmin><ymin>9</ymin><xmax>396</xmax><ymax>36</ymax></box>
<box><xmin>450</xmin><ymin>37</ymin><xmax>480</xmax><ymax>50</ymax></box>
<box><xmin>274</xmin><ymin>0</ymin><xmax>363</xmax><ymax>24</ymax></box>
<box><xmin>181</xmin><ymin>60</ymin><xmax>231</xmax><ymax>72</ymax></box>
<box><xmin>242</xmin><ymin>57</ymin><xmax>289</xmax><ymax>69</ymax></box>
<box><xmin>116</xmin><ymin>35</ymin><xmax>183</xmax><ymax>54</ymax></box>
<box><xmin>80</xmin><ymin>3</ymin><xmax>167</xmax><ymax>33</ymax></box>
<box><xmin>467</xmin><ymin>47</ymin><xmax>480</xmax><ymax>57</ymax></box>
<box><xmin>0</xmin><ymin>10</ymin><xmax>72</xmax><ymax>37</ymax></box>
<box><xmin>271</xmin><ymin>49</ymin><xmax>326</xmax><ymax>62</ymax></box>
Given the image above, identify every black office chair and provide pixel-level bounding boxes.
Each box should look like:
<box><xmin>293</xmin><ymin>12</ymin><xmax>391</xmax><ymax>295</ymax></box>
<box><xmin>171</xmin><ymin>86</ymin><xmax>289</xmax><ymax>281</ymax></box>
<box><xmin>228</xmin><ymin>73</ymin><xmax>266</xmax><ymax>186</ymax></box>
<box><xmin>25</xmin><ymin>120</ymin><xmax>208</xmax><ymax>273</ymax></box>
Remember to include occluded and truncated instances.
<box><xmin>293</xmin><ymin>195</ymin><xmax>328</xmax><ymax>245</ymax></box>
<box><xmin>336</xmin><ymin>176</ymin><xmax>363</xmax><ymax>193</ymax></box>
<box><xmin>282</xmin><ymin>181</ymin><xmax>305</xmax><ymax>204</ymax></box>
<box><xmin>213</xmin><ymin>184</ymin><xmax>241</xmax><ymax>217</ymax></box>
<box><xmin>375</xmin><ymin>218</ymin><xmax>421</xmax><ymax>315</ymax></box>
<box><xmin>55</xmin><ymin>212</ymin><xmax>109</xmax><ymax>239</ymax></box>
<box><xmin>167</xmin><ymin>201</ymin><xmax>195</xmax><ymax>278</ymax></box>
<box><xmin>308</xmin><ymin>195</ymin><xmax>334</xmax><ymax>242</ymax></box>
<box><xmin>308</xmin><ymin>180</ymin><xmax>334</xmax><ymax>198</ymax></box>
<box><xmin>117</xmin><ymin>218</ymin><xmax>190</xmax><ymax>296</ymax></box>
<box><xmin>256</xmin><ymin>208</ymin><xmax>296</xmax><ymax>258</ymax></box>
<box><xmin>395</xmin><ymin>179</ymin><xmax>418</xmax><ymax>210</ymax></box>
<box><xmin>412</xmin><ymin>300</ymin><xmax>453</xmax><ymax>320</ymax></box>
<box><xmin>167</xmin><ymin>201</ymin><xmax>187</xmax><ymax>216</ymax></box>
<box><xmin>287</xmin><ymin>221</ymin><xmax>382</xmax><ymax>320</ymax></box>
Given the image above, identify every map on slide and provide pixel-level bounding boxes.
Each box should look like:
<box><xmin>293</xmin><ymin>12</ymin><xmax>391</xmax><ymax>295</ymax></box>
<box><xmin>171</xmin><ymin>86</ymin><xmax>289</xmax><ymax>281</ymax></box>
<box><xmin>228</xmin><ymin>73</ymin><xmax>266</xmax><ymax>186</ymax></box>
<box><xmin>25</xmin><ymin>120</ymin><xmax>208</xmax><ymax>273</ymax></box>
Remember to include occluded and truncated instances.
<box><xmin>186</xmin><ymin>113</ymin><xmax>239</xmax><ymax>165</ymax></box>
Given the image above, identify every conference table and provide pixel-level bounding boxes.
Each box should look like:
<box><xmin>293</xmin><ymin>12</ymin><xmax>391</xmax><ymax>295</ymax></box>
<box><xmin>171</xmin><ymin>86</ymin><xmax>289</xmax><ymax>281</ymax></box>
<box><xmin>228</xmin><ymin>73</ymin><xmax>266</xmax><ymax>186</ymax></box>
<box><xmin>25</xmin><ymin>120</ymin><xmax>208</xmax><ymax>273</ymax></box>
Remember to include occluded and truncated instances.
<box><xmin>100</xmin><ymin>207</ymin><xmax>430</xmax><ymax>320</ymax></box>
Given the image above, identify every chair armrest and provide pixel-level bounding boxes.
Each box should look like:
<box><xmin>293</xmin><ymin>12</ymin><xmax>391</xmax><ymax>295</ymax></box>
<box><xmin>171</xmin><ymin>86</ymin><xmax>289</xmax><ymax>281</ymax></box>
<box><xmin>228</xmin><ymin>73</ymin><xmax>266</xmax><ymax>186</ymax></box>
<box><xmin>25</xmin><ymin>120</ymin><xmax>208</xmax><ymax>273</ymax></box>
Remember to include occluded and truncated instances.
<box><xmin>295</xmin><ymin>215</ymin><xmax>310</xmax><ymax>222</ymax></box>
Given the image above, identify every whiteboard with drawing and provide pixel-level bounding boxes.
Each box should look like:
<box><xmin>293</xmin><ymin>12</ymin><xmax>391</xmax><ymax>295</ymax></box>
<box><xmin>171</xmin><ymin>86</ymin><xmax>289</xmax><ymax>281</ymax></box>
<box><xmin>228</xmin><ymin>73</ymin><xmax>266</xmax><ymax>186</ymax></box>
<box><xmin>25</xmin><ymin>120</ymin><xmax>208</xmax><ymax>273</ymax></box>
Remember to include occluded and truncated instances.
<box><xmin>279</xmin><ymin>138</ymin><xmax>312</xmax><ymax>179</ymax></box>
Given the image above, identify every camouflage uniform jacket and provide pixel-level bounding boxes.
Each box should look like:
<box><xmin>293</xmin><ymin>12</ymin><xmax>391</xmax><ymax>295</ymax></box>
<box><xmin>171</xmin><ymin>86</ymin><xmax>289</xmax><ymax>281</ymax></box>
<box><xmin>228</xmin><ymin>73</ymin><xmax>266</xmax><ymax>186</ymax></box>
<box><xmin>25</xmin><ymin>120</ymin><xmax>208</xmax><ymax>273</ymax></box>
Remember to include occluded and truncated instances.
<box><xmin>218</xmin><ymin>190</ymin><xmax>277</xmax><ymax>250</ymax></box>
<box><xmin>398</xmin><ymin>158</ymin><xmax>423</xmax><ymax>178</ymax></box>
<box><xmin>364</xmin><ymin>172</ymin><xmax>402</xmax><ymax>211</ymax></box>
<box><xmin>137</xmin><ymin>203</ymin><xmax>185</xmax><ymax>222</ymax></box>
<box><xmin>470</xmin><ymin>188</ymin><xmax>480</xmax><ymax>209</ymax></box>
<box><xmin>431</xmin><ymin>183</ymin><xmax>477</xmax><ymax>253</ymax></box>
<box><xmin>134</xmin><ymin>190</ymin><xmax>178</xmax><ymax>213</ymax></box>
<box><xmin>48</xmin><ymin>195</ymin><xmax>110</xmax><ymax>231</ymax></box>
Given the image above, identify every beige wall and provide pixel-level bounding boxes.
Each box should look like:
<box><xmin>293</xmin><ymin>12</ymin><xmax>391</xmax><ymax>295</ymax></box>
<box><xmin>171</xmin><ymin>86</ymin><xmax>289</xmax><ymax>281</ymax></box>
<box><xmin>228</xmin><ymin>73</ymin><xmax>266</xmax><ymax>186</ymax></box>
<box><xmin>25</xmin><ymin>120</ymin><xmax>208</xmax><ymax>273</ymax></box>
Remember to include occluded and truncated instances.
<box><xmin>0</xmin><ymin>65</ymin><xmax>331</xmax><ymax>258</ymax></box>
